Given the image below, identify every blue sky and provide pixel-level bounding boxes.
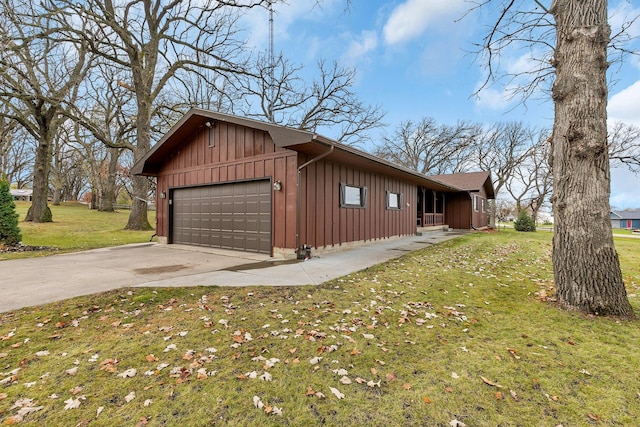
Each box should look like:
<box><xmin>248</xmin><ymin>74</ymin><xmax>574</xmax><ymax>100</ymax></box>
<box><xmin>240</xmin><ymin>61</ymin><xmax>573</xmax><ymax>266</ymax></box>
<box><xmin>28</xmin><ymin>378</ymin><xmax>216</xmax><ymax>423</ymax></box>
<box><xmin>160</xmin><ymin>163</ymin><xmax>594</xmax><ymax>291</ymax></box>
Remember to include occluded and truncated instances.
<box><xmin>241</xmin><ymin>0</ymin><xmax>640</xmax><ymax>209</ymax></box>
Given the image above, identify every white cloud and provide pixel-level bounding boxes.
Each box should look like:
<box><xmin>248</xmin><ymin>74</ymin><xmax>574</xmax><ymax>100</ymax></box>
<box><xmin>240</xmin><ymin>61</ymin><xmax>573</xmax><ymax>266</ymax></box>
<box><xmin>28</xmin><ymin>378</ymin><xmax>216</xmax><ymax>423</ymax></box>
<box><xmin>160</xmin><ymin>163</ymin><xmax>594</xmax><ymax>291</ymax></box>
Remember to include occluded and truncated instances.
<box><xmin>610</xmin><ymin>166</ymin><xmax>640</xmax><ymax>209</ymax></box>
<box><xmin>473</xmin><ymin>87</ymin><xmax>510</xmax><ymax>111</ymax></box>
<box><xmin>383</xmin><ymin>0</ymin><xmax>466</xmax><ymax>45</ymax></box>
<box><xmin>608</xmin><ymin>80</ymin><xmax>640</xmax><ymax>127</ymax></box>
<box><xmin>341</xmin><ymin>30</ymin><xmax>378</xmax><ymax>66</ymax></box>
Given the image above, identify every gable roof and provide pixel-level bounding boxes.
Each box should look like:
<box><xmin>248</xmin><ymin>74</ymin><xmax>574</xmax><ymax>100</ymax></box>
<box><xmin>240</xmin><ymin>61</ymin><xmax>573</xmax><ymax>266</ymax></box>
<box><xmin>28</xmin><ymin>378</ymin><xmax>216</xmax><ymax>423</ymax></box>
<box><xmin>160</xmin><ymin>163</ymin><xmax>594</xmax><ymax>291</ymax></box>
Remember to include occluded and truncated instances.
<box><xmin>611</xmin><ymin>209</ymin><xmax>640</xmax><ymax>220</ymax></box>
<box><xmin>131</xmin><ymin>109</ymin><xmax>495</xmax><ymax>195</ymax></box>
<box><xmin>429</xmin><ymin>171</ymin><xmax>496</xmax><ymax>199</ymax></box>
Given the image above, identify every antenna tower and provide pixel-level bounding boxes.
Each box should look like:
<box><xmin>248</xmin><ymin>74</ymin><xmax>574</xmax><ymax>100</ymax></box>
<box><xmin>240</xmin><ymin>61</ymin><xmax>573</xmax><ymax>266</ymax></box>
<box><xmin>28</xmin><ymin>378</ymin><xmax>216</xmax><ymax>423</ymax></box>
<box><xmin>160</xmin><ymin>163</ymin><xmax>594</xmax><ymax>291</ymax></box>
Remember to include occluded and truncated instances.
<box><xmin>268</xmin><ymin>0</ymin><xmax>275</xmax><ymax>120</ymax></box>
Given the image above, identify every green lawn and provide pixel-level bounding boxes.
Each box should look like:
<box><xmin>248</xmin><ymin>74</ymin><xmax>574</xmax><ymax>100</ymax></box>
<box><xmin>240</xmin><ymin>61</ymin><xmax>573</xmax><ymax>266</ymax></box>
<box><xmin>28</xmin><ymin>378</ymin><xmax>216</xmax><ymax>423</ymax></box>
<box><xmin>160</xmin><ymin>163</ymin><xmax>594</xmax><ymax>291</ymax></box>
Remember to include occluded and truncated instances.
<box><xmin>1</xmin><ymin>230</ymin><xmax>638</xmax><ymax>426</ymax></box>
<box><xmin>1</xmin><ymin>202</ymin><xmax>156</xmax><ymax>260</ymax></box>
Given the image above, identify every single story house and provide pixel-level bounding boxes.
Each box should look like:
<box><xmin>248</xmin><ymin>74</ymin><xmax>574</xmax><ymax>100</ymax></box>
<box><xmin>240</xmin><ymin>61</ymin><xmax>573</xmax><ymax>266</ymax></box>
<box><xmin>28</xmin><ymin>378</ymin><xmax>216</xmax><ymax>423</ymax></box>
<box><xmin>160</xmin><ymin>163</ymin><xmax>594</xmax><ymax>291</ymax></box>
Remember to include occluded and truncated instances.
<box><xmin>10</xmin><ymin>189</ymin><xmax>33</xmax><ymax>201</ymax></box>
<box><xmin>611</xmin><ymin>210</ymin><xmax>640</xmax><ymax>230</ymax></box>
<box><xmin>132</xmin><ymin>109</ymin><xmax>495</xmax><ymax>258</ymax></box>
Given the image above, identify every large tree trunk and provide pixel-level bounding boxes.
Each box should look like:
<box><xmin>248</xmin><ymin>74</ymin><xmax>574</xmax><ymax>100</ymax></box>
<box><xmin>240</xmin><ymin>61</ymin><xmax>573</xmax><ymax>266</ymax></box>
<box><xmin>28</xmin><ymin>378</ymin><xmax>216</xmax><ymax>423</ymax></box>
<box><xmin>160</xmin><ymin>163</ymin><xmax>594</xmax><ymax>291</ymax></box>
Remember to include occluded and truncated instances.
<box><xmin>550</xmin><ymin>0</ymin><xmax>634</xmax><ymax>317</ymax></box>
<box><xmin>24</xmin><ymin>138</ymin><xmax>52</xmax><ymax>223</ymax></box>
<box><xmin>99</xmin><ymin>147</ymin><xmax>119</xmax><ymax>212</ymax></box>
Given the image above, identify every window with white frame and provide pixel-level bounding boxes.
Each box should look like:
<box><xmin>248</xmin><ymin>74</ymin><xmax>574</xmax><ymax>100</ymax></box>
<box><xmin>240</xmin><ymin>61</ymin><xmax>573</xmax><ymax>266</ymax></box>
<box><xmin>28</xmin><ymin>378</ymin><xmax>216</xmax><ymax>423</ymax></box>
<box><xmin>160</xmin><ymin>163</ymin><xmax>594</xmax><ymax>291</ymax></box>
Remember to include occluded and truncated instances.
<box><xmin>340</xmin><ymin>183</ymin><xmax>367</xmax><ymax>208</ymax></box>
<box><xmin>386</xmin><ymin>191</ymin><xmax>402</xmax><ymax>210</ymax></box>
<box><xmin>474</xmin><ymin>194</ymin><xmax>479</xmax><ymax>211</ymax></box>
<box><xmin>481</xmin><ymin>198</ymin><xmax>486</xmax><ymax>213</ymax></box>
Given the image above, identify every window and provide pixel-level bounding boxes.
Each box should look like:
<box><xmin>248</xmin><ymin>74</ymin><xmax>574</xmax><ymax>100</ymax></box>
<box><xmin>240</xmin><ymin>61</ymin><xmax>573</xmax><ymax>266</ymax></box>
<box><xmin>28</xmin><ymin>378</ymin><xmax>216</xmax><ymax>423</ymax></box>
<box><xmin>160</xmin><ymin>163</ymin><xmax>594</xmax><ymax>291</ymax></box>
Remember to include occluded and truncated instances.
<box><xmin>481</xmin><ymin>198</ymin><xmax>486</xmax><ymax>213</ymax></box>
<box><xmin>386</xmin><ymin>191</ymin><xmax>402</xmax><ymax>210</ymax></box>
<box><xmin>473</xmin><ymin>195</ymin><xmax>479</xmax><ymax>212</ymax></box>
<box><xmin>340</xmin><ymin>183</ymin><xmax>367</xmax><ymax>208</ymax></box>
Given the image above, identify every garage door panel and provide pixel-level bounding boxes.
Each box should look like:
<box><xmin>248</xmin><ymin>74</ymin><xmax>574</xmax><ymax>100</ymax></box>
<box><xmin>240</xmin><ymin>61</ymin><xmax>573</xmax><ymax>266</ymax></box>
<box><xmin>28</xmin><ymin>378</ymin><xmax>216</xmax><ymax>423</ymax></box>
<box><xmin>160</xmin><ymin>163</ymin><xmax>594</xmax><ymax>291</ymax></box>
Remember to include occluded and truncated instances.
<box><xmin>172</xmin><ymin>180</ymin><xmax>271</xmax><ymax>254</ymax></box>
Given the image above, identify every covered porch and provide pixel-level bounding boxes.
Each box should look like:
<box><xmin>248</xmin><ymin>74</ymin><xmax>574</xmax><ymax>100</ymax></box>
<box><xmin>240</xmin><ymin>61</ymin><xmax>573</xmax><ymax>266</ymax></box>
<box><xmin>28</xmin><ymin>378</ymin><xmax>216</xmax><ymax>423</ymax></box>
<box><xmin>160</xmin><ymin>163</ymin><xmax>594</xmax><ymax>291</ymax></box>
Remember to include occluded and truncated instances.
<box><xmin>417</xmin><ymin>187</ymin><xmax>446</xmax><ymax>227</ymax></box>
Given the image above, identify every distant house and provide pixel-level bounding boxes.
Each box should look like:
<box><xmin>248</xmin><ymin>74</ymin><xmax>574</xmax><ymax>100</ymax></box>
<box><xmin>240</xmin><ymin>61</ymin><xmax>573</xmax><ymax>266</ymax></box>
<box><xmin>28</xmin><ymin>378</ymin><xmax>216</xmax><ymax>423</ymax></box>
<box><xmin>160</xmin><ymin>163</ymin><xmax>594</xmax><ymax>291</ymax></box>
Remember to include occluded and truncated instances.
<box><xmin>611</xmin><ymin>210</ymin><xmax>640</xmax><ymax>230</ymax></box>
<box><xmin>132</xmin><ymin>109</ymin><xmax>495</xmax><ymax>258</ymax></box>
<box><xmin>10</xmin><ymin>189</ymin><xmax>33</xmax><ymax>202</ymax></box>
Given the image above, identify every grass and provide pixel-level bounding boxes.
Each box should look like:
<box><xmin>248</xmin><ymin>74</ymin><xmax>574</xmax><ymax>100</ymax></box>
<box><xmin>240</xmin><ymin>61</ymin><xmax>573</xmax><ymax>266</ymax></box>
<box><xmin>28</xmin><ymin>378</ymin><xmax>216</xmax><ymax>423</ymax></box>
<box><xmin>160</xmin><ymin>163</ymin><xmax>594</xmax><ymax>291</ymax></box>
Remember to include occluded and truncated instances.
<box><xmin>1</xmin><ymin>230</ymin><xmax>639</xmax><ymax>426</ymax></box>
<box><xmin>1</xmin><ymin>202</ymin><xmax>156</xmax><ymax>260</ymax></box>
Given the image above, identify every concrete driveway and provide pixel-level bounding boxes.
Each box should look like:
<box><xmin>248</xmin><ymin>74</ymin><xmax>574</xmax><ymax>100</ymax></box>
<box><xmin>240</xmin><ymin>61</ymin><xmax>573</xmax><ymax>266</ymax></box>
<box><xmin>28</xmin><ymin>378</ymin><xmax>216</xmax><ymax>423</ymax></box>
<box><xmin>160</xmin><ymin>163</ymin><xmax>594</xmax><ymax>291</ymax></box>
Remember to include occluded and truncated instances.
<box><xmin>1</xmin><ymin>230</ymin><xmax>464</xmax><ymax>313</ymax></box>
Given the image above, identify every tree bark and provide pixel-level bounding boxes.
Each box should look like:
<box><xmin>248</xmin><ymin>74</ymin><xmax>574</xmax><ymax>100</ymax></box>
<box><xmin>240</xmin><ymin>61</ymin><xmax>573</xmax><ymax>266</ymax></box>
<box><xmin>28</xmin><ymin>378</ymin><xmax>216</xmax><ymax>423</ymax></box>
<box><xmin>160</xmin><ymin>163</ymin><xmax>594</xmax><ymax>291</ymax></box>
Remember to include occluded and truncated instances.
<box><xmin>99</xmin><ymin>147</ymin><xmax>119</xmax><ymax>212</ymax></box>
<box><xmin>24</xmin><ymin>136</ymin><xmax>53</xmax><ymax>222</ymax></box>
<box><xmin>550</xmin><ymin>0</ymin><xmax>634</xmax><ymax>317</ymax></box>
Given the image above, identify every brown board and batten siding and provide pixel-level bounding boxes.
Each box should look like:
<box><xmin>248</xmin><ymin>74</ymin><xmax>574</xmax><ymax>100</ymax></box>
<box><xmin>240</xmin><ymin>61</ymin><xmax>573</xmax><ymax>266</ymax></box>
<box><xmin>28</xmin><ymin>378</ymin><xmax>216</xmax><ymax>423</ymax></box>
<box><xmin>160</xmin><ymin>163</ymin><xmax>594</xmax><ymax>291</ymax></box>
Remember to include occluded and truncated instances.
<box><xmin>154</xmin><ymin>120</ymin><xmax>299</xmax><ymax>253</ymax></box>
<box><xmin>133</xmin><ymin>109</ymin><xmax>496</xmax><ymax>258</ymax></box>
<box><xmin>299</xmin><ymin>157</ymin><xmax>416</xmax><ymax>250</ymax></box>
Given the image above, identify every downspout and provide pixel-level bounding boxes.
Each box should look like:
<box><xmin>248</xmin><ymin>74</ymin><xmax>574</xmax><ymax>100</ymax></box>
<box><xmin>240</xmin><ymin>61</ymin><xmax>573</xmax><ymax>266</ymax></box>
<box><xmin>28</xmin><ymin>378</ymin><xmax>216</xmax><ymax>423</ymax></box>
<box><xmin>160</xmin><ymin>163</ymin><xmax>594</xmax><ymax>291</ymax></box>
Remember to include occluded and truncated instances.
<box><xmin>295</xmin><ymin>144</ymin><xmax>335</xmax><ymax>259</ymax></box>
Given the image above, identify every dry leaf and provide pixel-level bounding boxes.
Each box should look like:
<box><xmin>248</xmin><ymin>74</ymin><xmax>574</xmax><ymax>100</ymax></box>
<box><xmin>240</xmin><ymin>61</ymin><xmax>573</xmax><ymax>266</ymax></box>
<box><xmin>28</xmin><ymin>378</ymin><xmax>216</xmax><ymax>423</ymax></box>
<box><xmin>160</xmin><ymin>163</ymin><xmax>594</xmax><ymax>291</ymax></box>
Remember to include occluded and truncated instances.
<box><xmin>124</xmin><ymin>391</ymin><xmax>136</xmax><ymax>403</ymax></box>
<box><xmin>445</xmin><ymin>386</ymin><xmax>454</xmax><ymax>393</ymax></box>
<box><xmin>423</xmin><ymin>396</ymin><xmax>432</xmax><ymax>403</ymax></box>
<box><xmin>495</xmin><ymin>391</ymin><xmax>504</xmax><ymax>400</ymax></box>
<box><xmin>587</xmin><ymin>413</ymin><xmax>600</xmax><ymax>421</ymax></box>
<box><xmin>0</xmin><ymin>393</ymin><xmax>8</xmax><ymax>400</ymax></box>
<box><xmin>329</xmin><ymin>387</ymin><xmax>345</xmax><ymax>399</ymax></box>
<box><xmin>386</xmin><ymin>372</ymin><xmax>397</xmax><ymax>381</ymax></box>
<box><xmin>65</xmin><ymin>367</ymin><xmax>78</xmax><ymax>376</ymax></box>
<box><xmin>370</xmin><ymin>367</ymin><xmax>378</xmax><ymax>375</ymax></box>
<box><xmin>402</xmin><ymin>383</ymin><xmax>411</xmax><ymax>390</ymax></box>
<box><xmin>118</xmin><ymin>368</ymin><xmax>137</xmax><ymax>378</ymax></box>
<box><xmin>64</xmin><ymin>398</ymin><xmax>81</xmax><ymax>410</ymax></box>
<box><xmin>449</xmin><ymin>420</ymin><xmax>467</xmax><ymax>427</ymax></box>
<box><xmin>145</xmin><ymin>354</ymin><xmax>158</xmax><ymax>362</ymax></box>
<box><xmin>480</xmin><ymin>376</ymin><xmax>504</xmax><ymax>388</ymax></box>
<box><xmin>340</xmin><ymin>376</ymin><xmax>352</xmax><ymax>385</ymax></box>
<box><xmin>510</xmin><ymin>390</ymin><xmax>519</xmax><ymax>401</ymax></box>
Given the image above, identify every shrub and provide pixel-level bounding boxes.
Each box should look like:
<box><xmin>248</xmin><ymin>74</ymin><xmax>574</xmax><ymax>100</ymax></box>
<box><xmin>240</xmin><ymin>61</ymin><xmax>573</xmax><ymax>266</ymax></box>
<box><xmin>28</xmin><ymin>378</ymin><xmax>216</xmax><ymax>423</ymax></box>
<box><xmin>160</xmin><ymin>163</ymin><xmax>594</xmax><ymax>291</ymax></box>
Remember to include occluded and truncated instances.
<box><xmin>0</xmin><ymin>180</ymin><xmax>22</xmax><ymax>246</ymax></box>
<box><xmin>514</xmin><ymin>210</ymin><xmax>536</xmax><ymax>232</ymax></box>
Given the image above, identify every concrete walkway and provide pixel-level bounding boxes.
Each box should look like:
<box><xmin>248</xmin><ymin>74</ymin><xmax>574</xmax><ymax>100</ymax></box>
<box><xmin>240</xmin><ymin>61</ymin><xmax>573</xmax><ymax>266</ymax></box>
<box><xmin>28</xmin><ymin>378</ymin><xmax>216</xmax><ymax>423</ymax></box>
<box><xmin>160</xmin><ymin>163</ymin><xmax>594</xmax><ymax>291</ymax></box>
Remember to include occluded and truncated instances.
<box><xmin>0</xmin><ymin>230</ymin><xmax>464</xmax><ymax>313</ymax></box>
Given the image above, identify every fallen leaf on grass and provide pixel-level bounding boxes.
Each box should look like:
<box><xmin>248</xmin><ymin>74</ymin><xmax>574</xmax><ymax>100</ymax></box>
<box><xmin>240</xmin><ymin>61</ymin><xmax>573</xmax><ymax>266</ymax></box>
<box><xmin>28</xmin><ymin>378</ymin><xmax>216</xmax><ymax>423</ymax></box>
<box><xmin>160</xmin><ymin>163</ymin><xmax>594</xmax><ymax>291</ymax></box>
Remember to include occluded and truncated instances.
<box><xmin>329</xmin><ymin>387</ymin><xmax>345</xmax><ymax>399</ymax></box>
<box><xmin>0</xmin><ymin>393</ymin><xmax>8</xmax><ymax>400</ymax></box>
<box><xmin>65</xmin><ymin>367</ymin><xmax>78</xmax><ymax>376</ymax></box>
<box><xmin>510</xmin><ymin>390</ymin><xmax>519</xmax><ymax>401</ymax></box>
<box><xmin>402</xmin><ymin>383</ymin><xmax>411</xmax><ymax>390</ymax></box>
<box><xmin>96</xmin><ymin>406</ymin><xmax>104</xmax><ymax>417</ymax></box>
<box><xmin>587</xmin><ymin>413</ymin><xmax>601</xmax><ymax>421</ymax></box>
<box><xmin>118</xmin><ymin>368</ymin><xmax>137</xmax><ymax>378</ymax></box>
<box><xmin>449</xmin><ymin>420</ymin><xmax>467</xmax><ymax>427</ymax></box>
<box><xmin>480</xmin><ymin>376</ymin><xmax>504</xmax><ymax>388</ymax></box>
<box><xmin>495</xmin><ymin>391</ymin><xmax>504</xmax><ymax>400</ymax></box>
<box><xmin>64</xmin><ymin>398</ymin><xmax>81</xmax><ymax>410</ymax></box>
<box><xmin>423</xmin><ymin>396</ymin><xmax>432</xmax><ymax>403</ymax></box>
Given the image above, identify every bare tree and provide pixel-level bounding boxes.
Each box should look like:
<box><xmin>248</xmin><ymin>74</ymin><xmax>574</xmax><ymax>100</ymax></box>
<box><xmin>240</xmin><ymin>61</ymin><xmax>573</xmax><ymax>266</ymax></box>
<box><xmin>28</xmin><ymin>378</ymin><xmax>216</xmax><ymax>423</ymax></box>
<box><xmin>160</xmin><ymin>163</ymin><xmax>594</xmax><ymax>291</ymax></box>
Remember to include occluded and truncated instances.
<box><xmin>504</xmin><ymin>131</ymin><xmax>553</xmax><ymax>221</ymax></box>
<box><xmin>476</xmin><ymin>0</ymin><xmax>635</xmax><ymax>317</ymax></box>
<box><xmin>608</xmin><ymin>121</ymin><xmax>640</xmax><ymax>174</ymax></box>
<box><xmin>373</xmin><ymin>117</ymin><xmax>479</xmax><ymax>174</ymax></box>
<box><xmin>0</xmin><ymin>0</ymin><xmax>92</xmax><ymax>222</ymax></box>
<box><xmin>474</xmin><ymin>121</ymin><xmax>536</xmax><ymax>227</ymax></box>
<box><xmin>0</xmin><ymin>116</ymin><xmax>34</xmax><ymax>187</ymax></box>
<box><xmin>243</xmin><ymin>55</ymin><xmax>385</xmax><ymax>145</ymax></box>
<box><xmin>60</xmin><ymin>0</ymin><xmax>269</xmax><ymax>230</ymax></box>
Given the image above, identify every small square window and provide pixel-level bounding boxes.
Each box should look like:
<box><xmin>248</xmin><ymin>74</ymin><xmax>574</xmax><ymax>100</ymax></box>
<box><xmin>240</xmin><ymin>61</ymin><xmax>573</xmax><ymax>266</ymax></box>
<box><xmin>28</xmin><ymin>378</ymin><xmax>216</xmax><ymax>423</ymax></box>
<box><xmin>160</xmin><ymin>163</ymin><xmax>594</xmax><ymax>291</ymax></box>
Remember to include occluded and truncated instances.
<box><xmin>340</xmin><ymin>183</ymin><xmax>367</xmax><ymax>208</ymax></box>
<box><xmin>386</xmin><ymin>191</ymin><xmax>402</xmax><ymax>210</ymax></box>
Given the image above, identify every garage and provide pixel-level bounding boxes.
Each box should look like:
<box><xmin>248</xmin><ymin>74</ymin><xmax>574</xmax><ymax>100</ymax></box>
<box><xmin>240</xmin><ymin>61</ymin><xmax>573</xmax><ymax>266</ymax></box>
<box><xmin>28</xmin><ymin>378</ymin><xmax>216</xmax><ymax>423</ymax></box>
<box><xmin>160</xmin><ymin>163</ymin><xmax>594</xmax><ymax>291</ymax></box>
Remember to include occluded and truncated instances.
<box><xmin>170</xmin><ymin>180</ymin><xmax>272</xmax><ymax>254</ymax></box>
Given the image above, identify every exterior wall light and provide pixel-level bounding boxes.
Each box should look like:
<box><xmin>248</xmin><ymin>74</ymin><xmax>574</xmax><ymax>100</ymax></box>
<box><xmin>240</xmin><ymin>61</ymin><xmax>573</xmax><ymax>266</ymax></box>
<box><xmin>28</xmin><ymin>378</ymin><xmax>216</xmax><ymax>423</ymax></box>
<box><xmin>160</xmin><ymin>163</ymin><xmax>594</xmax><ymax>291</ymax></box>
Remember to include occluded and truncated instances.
<box><xmin>160</xmin><ymin>191</ymin><xmax>167</xmax><ymax>199</ymax></box>
<box><xmin>273</xmin><ymin>180</ymin><xmax>282</xmax><ymax>191</ymax></box>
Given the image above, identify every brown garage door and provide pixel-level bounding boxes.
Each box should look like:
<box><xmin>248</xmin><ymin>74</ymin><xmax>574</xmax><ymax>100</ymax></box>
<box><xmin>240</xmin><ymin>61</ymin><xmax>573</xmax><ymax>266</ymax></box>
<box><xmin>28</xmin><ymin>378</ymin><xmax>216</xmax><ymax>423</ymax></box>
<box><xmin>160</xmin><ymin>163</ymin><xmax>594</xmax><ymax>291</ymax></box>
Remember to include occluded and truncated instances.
<box><xmin>171</xmin><ymin>180</ymin><xmax>272</xmax><ymax>254</ymax></box>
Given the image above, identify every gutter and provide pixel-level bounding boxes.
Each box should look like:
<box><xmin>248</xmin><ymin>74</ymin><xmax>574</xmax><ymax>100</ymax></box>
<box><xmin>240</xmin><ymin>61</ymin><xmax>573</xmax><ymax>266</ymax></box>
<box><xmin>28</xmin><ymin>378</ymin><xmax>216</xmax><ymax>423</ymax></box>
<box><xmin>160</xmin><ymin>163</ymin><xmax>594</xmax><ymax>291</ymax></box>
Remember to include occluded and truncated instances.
<box><xmin>295</xmin><ymin>143</ymin><xmax>335</xmax><ymax>259</ymax></box>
